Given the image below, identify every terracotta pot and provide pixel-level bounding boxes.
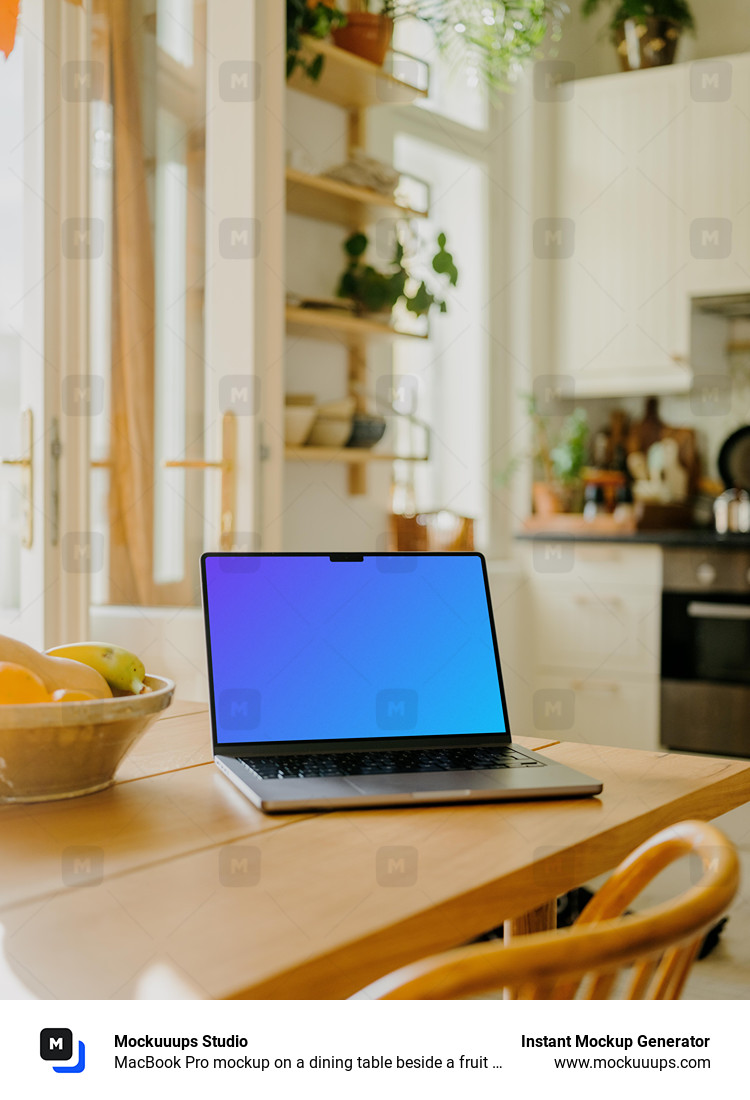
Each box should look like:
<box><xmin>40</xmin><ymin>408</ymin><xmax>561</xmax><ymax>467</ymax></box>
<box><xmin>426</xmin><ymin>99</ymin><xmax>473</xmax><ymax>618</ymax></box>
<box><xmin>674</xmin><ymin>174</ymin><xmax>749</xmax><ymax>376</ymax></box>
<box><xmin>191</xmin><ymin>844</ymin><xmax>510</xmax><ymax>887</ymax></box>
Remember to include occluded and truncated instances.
<box><xmin>532</xmin><ymin>481</ymin><xmax>568</xmax><ymax>517</ymax></box>
<box><xmin>615</xmin><ymin>18</ymin><xmax>682</xmax><ymax>72</ymax></box>
<box><xmin>333</xmin><ymin>13</ymin><xmax>393</xmax><ymax>67</ymax></box>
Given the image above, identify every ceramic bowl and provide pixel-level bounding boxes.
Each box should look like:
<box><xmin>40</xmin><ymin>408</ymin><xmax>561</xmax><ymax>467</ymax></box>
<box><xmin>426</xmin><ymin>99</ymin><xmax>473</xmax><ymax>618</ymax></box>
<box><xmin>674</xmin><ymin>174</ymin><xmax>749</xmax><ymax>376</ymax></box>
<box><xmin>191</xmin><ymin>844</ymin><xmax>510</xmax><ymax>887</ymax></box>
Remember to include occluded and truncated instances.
<box><xmin>0</xmin><ymin>675</ymin><xmax>175</xmax><ymax>802</ymax></box>
<box><xmin>346</xmin><ymin>414</ymin><xmax>387</xmax><ymax>449</ymax></box>
<box><xmin>317</xmin><ymin>396</ymin><xmax>357</xmax><ymax>419</ymax></box>
<box><xmin>285</xmin><ymin>393</ymin><xmax>317</xmax><ymax>407</ymax></box>
<box><xmin>307</xmin><ymin>416</ymin><xmax>354</xmax><ymax>448</ymax></box>
<box><xmin>285</xmin><ymin>405</ymin><xmax>318</xmax><ymax>445</ymax></box>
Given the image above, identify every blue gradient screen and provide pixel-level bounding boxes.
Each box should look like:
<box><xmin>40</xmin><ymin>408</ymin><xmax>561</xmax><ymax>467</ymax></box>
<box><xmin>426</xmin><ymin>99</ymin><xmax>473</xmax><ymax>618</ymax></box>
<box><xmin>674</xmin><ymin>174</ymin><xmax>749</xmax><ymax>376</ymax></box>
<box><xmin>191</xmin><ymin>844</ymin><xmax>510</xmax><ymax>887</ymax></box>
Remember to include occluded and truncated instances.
<box><xmin>204</xmin><ymin>554</ymin><xmax>507</xmax><ymax>745</ymax></box>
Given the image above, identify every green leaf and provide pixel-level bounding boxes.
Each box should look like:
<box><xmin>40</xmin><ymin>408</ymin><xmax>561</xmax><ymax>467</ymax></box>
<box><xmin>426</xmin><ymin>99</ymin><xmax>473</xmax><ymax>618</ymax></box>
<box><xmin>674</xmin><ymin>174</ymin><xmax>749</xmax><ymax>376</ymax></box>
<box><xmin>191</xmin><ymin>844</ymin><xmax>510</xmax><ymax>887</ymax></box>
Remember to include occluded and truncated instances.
<box><xmin>344</xmin><ymin>232</ymin><xmax>368</xmax><ymax>258</ymax></box>
<box><xmin>432</xmin><ymin>233</ymin><xmax>458</xmax><ymax>287</ymax></box>
<box><xmin>337</xmin><ymin>270</ymin><xmax>358</xmax><ymax>299</ymax></box>
<box><xmin>307</xmin><ymin>53</ymin><xmax>324</xmax><ymax>81</ymax></box>
<box><xmin>386</xmin><ymin>268</ymin><xmax>407</xmax><ymax>299</ymax></box>
<box><xmin>358</xmin><ymin>267</ymin><xmax>393</xmax><ymax>312</ymax></box>
<box><xmin>405</xmin><ymin>281</ymin><xmax>435</xmax><ymax>316</ymax></box>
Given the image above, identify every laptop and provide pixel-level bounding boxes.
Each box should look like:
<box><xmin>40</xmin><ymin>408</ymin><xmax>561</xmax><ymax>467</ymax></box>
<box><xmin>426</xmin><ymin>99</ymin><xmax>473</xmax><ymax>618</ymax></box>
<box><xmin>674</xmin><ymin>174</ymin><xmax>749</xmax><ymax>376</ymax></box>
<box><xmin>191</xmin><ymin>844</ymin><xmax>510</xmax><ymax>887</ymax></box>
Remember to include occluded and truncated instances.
<box><xmin>201</xmin><ymin>551</ymin><xmax>603</xmax><ymax>811</ymax></box>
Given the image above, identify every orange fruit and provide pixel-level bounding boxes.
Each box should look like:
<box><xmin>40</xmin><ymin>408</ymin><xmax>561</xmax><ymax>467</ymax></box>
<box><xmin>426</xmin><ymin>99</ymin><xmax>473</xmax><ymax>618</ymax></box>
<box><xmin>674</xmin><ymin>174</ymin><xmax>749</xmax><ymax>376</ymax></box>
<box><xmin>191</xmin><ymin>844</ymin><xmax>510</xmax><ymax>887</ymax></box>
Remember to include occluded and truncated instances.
<box><xmin>0</xmin><ymin>661</ymin><xmax>50</xmax><ymax>704</ymax></box>
<box><xmin>50</xmin><ymin>688</ymin><xmax>96</xmax><ymax>703</ymax></box>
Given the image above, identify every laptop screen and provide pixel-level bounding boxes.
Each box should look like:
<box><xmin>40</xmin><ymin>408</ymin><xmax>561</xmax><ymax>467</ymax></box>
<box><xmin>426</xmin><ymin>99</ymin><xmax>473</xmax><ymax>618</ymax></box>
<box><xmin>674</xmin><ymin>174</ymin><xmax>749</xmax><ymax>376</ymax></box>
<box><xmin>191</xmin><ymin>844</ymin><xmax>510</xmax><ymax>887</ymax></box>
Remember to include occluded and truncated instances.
<box><xmin>202</xmin><ymin>553</ymin><xmax>508</xmax><ymax>746</ymax></box>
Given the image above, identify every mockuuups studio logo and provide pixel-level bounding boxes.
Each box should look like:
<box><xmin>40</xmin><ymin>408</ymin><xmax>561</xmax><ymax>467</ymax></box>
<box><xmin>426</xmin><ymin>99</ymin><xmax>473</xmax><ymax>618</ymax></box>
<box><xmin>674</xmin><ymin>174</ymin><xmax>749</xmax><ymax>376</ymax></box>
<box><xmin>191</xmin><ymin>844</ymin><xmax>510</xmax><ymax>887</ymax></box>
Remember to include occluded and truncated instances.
<box><xmin>534</xmin><ymin>689</ymin><xmax>575</xmax><ymax>731</ymax></box>
<box><xmin>532</xmin><ymin>540</ymin><xmax>574</xmax><ymax>574</ymax></box>
<box><xmin>219</xmin><ymin>688</ymin><xmax>261</xmax><ymax>731</ymax></box>
<box><xmin>40</xmin><ymin>1028</ymin><xmax>86</xmax><ymax>1074</ymax></box>
<box><xmin>376</xmin><ymin>846</ymin><xmax>418</xmax><ymax>886</ymax></box>
<box><xmin>376</xmin><ymin>689</ymin><xmax>417</xmax><ymax>730</ymax></box>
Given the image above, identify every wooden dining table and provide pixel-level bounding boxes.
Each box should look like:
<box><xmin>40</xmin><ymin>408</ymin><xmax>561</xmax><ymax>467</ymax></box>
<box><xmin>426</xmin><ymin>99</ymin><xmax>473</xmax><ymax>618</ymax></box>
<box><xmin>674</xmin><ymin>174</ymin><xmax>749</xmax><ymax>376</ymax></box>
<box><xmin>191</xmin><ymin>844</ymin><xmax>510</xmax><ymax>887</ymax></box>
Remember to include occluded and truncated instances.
<box><xmin>2</xmin><ymin>700</ymin><xmax>749</xmax><ymax>1000</ymax></box>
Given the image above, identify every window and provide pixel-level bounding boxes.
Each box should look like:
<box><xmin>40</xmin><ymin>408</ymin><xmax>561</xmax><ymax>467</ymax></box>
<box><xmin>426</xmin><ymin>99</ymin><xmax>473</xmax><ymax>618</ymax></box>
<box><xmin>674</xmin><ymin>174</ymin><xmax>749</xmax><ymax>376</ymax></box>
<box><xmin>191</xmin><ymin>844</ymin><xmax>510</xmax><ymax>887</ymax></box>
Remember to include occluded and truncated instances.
<box><xmin>392</xmin><ymin>135</ymin><xmax>489</xmax><ymax>544</ymax></box>
<box><xmin>393</xmin><ymin>17</ymin><xmax>488</xmax><ymax>132</ymax></box>
<box><xmin>0</xmin><ymin>37</ymin><xmax>27</xmax><ymax>611</ymax></box>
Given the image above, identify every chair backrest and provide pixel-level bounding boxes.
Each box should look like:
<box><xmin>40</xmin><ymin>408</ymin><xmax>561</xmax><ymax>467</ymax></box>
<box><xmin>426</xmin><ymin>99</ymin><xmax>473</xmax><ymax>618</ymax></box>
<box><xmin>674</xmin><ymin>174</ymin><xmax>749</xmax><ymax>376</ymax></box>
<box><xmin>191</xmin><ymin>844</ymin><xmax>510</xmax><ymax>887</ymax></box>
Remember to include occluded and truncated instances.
<box><xmin>359</xmin><ymin>820</ymin><xmax>739</xmax><ymax>1000</ymax></box>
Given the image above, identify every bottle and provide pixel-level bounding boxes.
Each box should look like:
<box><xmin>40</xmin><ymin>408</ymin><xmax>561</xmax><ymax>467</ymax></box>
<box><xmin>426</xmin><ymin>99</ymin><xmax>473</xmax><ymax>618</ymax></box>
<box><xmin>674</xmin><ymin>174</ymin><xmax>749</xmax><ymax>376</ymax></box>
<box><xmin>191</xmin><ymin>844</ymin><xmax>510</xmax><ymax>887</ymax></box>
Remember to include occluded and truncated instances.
<box><xmin>583</xmin><ymin>484</ymin><xmax>606</xmax><ymax>521</ymax></box>
<box><xmin>613</xmin><ymin>482</ymin><xmax>635</xmax><ymax>524</ymax></box>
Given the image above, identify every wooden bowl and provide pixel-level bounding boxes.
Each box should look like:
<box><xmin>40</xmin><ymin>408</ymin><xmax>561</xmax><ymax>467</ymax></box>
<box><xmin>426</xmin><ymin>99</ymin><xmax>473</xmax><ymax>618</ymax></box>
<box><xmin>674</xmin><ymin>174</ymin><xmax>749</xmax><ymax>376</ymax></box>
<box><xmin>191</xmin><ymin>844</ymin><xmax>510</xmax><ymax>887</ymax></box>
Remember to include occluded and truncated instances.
<box><xmin>0</xmin><ymin>675</ymin><xmax>175</xmax><ymax>803</ymax></box>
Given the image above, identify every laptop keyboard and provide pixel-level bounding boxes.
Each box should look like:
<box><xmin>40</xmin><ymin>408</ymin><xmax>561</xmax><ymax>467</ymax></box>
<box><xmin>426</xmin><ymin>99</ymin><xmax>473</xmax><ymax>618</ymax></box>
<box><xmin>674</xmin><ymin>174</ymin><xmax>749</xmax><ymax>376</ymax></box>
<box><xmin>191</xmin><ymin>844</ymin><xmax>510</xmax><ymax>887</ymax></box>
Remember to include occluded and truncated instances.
<box><xmin>237</xmin><ymin>745</ymin><xmax>545</xmax><ymax>782</ymax></box>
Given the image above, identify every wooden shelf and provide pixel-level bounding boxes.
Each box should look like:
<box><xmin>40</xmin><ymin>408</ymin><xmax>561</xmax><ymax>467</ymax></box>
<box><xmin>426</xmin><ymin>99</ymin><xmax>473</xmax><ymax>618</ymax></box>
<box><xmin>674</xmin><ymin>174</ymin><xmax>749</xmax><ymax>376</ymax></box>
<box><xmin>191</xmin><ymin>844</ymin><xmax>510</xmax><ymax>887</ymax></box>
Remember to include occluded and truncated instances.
<box><xmin>285</xmin><ymin>36</ymin><xmax>429</xmax><ymax>498</ymax></box>
<box><xmin>286</xmin><ymin>168</ymin><xmax>427</xmax><ymax>226</ymax></box>
<box><xmin>285</xmin><ymin>447</ymin><xmax>427</xmax><ymax>464</ymax></box>
<box><xmin>287</xmin><ymin>37</ymin><xmax>427</xmax><ymax>109</ymax></box>
<box><xmin>285</xmin><ymin>305</ymin><xmax>427</xmax><ymax>344</ymax></box>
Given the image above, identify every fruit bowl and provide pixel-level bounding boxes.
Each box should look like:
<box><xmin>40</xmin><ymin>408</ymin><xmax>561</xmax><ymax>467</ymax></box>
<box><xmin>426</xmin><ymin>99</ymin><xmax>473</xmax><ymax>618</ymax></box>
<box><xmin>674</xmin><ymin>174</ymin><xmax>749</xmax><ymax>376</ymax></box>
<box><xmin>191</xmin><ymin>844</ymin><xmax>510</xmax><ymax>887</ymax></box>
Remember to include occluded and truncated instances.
<box><xmin>0</xmin><ymin>675</ymin><xmax>174</xmax><ymax>803</ymax></box>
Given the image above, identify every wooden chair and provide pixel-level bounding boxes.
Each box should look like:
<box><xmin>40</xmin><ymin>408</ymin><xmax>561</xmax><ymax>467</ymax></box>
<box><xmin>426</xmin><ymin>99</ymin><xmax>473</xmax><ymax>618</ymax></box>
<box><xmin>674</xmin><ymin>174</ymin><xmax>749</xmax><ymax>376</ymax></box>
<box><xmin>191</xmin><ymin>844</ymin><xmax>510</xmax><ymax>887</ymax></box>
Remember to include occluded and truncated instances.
<box><xmin>358</xmin><ymin>820</ymin><xmax>739</xmax><ymax>1000</ymax></box>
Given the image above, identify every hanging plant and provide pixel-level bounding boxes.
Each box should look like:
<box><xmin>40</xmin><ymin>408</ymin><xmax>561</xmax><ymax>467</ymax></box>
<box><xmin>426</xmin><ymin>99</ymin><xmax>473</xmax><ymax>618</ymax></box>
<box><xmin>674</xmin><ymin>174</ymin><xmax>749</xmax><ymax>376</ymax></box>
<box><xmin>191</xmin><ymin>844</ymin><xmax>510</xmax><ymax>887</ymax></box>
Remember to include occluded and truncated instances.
<box><xmin>415</xmin><ymin>1</ymin><xmax>570</xmax><ymax>93</ymax></box>
<box><xmin>1</xmin><ymin>0</ymin><xmax>82</xmax><ymax>59</ymax></box>
<box><xmin>331</xmin><ymin>2</ymin><xmax>570</xmax><ymax>93</ymax></box>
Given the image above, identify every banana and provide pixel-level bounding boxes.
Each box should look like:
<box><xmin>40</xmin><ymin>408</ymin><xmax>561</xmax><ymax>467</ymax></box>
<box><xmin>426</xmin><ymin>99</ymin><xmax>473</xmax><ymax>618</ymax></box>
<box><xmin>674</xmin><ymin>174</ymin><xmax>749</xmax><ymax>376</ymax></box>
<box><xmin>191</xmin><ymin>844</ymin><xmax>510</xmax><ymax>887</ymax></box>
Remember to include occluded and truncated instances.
<box><xmin>46</xmin><ymin>642</ymin><xmax>147</xmax><ymax>695</ymax></box>
<box><xmin>0</xmin><ymin>634</ymin><xmax>112</xmax><ymax>698</ymax></box>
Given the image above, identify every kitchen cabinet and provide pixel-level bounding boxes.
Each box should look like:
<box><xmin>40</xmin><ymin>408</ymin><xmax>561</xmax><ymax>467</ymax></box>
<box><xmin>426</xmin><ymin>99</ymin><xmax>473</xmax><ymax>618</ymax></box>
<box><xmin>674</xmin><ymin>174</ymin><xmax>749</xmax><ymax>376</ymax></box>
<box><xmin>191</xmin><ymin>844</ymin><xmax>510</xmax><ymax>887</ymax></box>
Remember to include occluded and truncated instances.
<box><xmin>531</xmin><ymin>671</ymin><xmax>660</xmax><ymax>752</ymax></box>
<box><xmin>521</xmin><ymin>543</ymin><xmax>662</xmax><ymax>750</ymax></box>
<box><xmin>544</xmin><ymin>53</ymin><xmax>750</xmax><ymax>397</ymax></box>
<box><xmin>549</xmin><ymin>65</ymin><xmax>690</xmax><ymax>395</ymax></box>
<box><xmin>685</xmin><ymin>55</ymin><xmax>750</xmax><ymax>298</ymax></box>
<box><xmin>531</xmin><ymin>579</ymin><xmax>660</xmax><ymax>678</ymax></box>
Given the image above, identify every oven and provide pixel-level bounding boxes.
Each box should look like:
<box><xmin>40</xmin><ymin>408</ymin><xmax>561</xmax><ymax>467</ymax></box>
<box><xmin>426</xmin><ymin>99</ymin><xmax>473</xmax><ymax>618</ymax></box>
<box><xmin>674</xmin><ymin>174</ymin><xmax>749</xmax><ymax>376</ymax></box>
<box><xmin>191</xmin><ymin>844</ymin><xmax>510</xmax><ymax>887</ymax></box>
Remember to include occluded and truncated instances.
<box><xmin>661</xmin><ymin>547</ymin><xmax>750</xmax><ymax>757</ymax></box>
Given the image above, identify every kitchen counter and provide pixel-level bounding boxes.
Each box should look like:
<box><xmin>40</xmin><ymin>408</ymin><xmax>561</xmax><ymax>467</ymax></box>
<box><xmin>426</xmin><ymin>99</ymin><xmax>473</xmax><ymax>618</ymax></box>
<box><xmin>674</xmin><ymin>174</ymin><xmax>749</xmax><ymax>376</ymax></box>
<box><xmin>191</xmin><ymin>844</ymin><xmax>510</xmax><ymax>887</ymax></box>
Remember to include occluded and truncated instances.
<box><xmin>515</xmin><ymin>529</ymin><xmax>750</xmax><ymax>548</ymax></box>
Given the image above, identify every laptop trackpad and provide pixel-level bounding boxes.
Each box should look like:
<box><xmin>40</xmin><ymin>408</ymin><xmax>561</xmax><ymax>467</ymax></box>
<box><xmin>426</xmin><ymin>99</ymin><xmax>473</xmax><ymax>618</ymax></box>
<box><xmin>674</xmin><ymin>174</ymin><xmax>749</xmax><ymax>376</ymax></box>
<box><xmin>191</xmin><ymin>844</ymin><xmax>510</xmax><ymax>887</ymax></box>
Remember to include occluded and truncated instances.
<box><xmin>347</xmin><ymin>771</ymin><xmax>497</xmax><ymax>795</ymax></box>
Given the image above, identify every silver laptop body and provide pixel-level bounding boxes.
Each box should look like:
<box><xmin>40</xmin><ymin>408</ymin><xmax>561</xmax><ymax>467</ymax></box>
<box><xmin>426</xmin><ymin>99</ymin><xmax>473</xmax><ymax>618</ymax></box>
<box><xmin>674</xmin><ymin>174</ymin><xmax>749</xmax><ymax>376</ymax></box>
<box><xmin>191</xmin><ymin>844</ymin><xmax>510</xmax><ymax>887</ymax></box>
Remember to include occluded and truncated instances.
<box><xmin>201</xmin><ymin>552</ymin><xmax>603</xmax><ymax>812</ymax></box>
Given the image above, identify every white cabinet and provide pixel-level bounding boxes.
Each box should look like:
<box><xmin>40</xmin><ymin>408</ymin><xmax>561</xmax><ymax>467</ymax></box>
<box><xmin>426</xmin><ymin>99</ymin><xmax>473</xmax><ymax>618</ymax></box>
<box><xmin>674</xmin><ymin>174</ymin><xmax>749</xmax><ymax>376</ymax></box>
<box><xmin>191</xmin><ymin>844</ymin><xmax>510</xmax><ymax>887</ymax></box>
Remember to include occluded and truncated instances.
<box><xmin>532</xmin><ymin>580</ymin><xmax>660</xmax><ymax>678</ymax></box>
<box><xmin>531</xmin><ymin>671</ymin><xmax>659</xmax><ymax>752</ymax></box>
<box><xmin>544</xmin><ymin>53</ymin><xmax>750</xmax><ymax>397</ymax></box>
<box><xmin>685</xmin><ymin>56</ymin><xmax>750</xmax><ymax>298</ymax></box>
<box><xmin>522</xmin><ymin>543</ymin><xmax>662</xmax><ymax>750</ymax></box>
<box><xmin>550</xmin><ymin>65</ymin><xmax>691</xmax><ymax>395</ymax></box>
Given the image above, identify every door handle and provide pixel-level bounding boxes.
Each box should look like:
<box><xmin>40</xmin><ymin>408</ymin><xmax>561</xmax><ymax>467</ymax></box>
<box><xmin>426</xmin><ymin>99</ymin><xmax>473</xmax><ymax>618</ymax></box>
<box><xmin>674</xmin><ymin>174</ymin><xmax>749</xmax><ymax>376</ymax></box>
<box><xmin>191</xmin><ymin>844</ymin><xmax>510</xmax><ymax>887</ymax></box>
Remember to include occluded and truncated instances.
<box><xmin>164</xmin><ymin>411</ymin><xmax>236</xmax><ymax>550</ymax></box>
<box><xmin>687</xmin><ymin>601</ymin><xmax>750</xmax><ymax>621</ymax></box>
<box><xmin>0</xmin><ymin>408</ymin><xmax>33</xmax><ymax>549</ymax></box>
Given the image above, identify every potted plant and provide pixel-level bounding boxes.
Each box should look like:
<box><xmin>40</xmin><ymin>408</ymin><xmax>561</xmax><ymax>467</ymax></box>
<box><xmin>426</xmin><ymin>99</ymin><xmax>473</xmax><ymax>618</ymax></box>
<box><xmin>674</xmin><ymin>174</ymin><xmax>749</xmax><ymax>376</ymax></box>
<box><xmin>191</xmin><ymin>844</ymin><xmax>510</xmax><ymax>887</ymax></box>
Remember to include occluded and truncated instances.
<box><xmin>499</xmin><ymin>398</ymin><xmax>589</xmax><ymax>515</ymax></box>
<box><xmin>581</xmin><ymin>0</ymin><xmax>695</xmax><ymax>71</ymax></box>
<box><xmin>332</xmin><ymin>1</ymin><xmax>396</xmax><ymax>67</ymax></box>
<box><xmin>287</xmin><ymin>0</ymin><xmax>347</xmax><ymax>81</ymax></box>
<box><xmin>336</xmin><ymin>229</ymin><xmax>458</xmax><ymax>318</ymax></box>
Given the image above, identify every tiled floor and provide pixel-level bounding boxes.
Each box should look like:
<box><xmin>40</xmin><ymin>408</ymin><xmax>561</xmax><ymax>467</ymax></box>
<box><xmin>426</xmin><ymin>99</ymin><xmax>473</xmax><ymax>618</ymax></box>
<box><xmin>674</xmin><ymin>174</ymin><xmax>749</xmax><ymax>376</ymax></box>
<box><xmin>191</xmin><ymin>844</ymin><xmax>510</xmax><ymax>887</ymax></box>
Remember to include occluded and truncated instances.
<box><xmin>600</xmin><ymin>798</ymin><xmax>750</xmax><ymax>999</ymax></box>
<box><xmin>677</xmin><ymin>803</ymin><xmax>750</xmax><ymax>1000</ymax></box>
<box><xmin>499</xmin><ymin>794</ymin><xmax>750</xmax><ymax>1000</ymax></box>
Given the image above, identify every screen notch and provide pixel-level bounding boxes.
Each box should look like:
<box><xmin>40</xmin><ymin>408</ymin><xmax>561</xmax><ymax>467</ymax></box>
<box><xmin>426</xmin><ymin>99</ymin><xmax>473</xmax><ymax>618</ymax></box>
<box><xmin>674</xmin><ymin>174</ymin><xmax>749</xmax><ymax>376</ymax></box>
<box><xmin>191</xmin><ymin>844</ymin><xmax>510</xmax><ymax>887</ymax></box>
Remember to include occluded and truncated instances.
<box><xmin>329</xmin><ymin>553</ymin><xmax>364</xmax><ymax>562</ymax></box>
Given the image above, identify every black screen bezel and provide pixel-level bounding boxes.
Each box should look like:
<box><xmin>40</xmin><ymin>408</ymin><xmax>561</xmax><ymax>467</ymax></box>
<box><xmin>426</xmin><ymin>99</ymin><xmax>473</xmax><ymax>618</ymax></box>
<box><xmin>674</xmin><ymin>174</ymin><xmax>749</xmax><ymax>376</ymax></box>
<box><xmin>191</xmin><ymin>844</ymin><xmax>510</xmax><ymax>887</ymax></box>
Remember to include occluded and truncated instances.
<box><xmin>201</xmin><ymin>551</ymin><xmax>513</xmax><ymax>756</ymax></box>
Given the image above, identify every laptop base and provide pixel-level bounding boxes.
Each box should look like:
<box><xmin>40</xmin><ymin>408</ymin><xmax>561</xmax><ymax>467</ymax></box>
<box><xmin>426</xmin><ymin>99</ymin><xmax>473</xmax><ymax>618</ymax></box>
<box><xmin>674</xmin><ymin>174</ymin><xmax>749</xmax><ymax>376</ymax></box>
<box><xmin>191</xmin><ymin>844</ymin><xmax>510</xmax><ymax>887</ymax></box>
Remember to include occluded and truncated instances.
<box><xmin>215</xmin><ymin>747</ymin><xmax>602</xmax><ymax>813</ymax></box>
